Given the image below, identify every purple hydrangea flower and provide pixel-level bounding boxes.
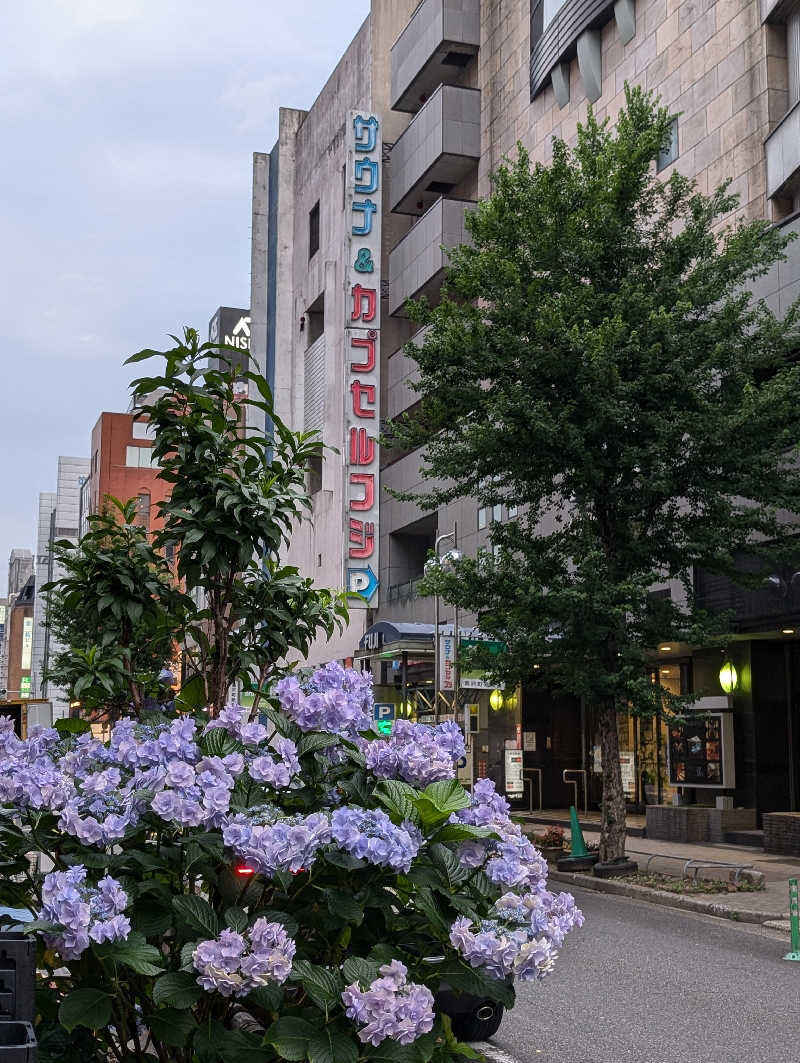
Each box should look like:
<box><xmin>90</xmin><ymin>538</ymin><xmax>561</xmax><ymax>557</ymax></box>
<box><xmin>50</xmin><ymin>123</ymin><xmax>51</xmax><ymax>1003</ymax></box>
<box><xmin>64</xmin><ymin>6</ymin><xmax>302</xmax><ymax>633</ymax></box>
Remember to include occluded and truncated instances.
<box><xmin>342</xmin><ymin>960</ymin><xmax>434</xmax><ymax>1045</ymax></box>
<box><xmin>364</xmin><ymin>719</ymin><xmax>465</xmax><ymax>787</ymax></box>
<box><xmin>248</xmin><ymin>737</ymin><xmax>300</xmax><ymax>789</ymax></box>
<box><xmin>330</xmin><ymin>807</ymin><xmax>420</xmax><ymax>874</ymax></box>
<box><xmin>39</xmin><ymin>867</ymin><xmax>130</xmax><ymax>960</ymax></box>
<box><xmin>193</xmin><ymin>919</ymin><xmax>295</xmax><ymax>998</ymax></box>
<box><xmin>276</xmin><ymin>664</ymin><xmax>373</xmax><ymax>735</ymax></box>
<box><xmin>223</xmin><ymin>810</ymin><xmax>332</xmax><ymax>875</ymax></box>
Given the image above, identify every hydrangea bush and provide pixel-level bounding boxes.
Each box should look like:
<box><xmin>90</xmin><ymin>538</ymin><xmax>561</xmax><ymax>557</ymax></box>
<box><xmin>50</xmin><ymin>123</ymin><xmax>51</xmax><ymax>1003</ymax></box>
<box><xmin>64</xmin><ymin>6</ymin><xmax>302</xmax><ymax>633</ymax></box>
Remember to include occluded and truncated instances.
<box><xmin>0</xmin><ymin>662</ymin><xmax>582</xmax><ymax>1062</ymax></box>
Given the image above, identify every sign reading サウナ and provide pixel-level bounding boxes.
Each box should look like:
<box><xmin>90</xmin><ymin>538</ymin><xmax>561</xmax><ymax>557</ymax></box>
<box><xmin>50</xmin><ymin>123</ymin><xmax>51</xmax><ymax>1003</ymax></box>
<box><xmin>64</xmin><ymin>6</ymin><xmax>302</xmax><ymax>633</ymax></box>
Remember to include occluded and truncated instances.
<box><xmin>344</xmin><ymin>113</ymin><xmax>381</xmax><ymax>606</ymax></box>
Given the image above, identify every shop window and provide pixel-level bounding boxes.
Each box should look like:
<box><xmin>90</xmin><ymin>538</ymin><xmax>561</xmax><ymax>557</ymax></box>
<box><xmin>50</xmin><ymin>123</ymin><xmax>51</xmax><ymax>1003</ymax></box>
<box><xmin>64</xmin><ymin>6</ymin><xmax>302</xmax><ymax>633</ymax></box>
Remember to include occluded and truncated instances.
<box><xmin>657</xmin><ymin>118</ymin><xmax>679</xmax><ymax>172</ymax></box>
<box><xmin>309</xmin><ymin>200</ymin><xmax>320</xmax><ymax>260</ymax></box>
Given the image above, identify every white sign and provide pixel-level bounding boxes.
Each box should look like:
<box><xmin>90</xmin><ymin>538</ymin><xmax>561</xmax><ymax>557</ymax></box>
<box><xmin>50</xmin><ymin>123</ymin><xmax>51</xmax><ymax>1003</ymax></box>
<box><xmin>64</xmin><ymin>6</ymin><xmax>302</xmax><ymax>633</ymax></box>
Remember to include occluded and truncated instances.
<box><xmin>504</xmin><ymin>749</ymin><xmax>524</xmax><ymax>796</ymax></box>
<box><xmin>523</xmin><ymin>731</ymin><xmax>536</xmax><ymax>752</ymax></box>
<box><xmin>440</xmin><ymin>634</ymin><xmax>455</xmax><ymax>691</ymax></box>
<box><xmin>20</xmin><ymin>617</ymin><xmax>33</xmax><ymax>670</ymax></box>
<box><xmin>619</xmin><ymin>752</ymin><xmax>636</xmax><ymax>797</ymax></box>
<box><xmin>343</xmin><ymin>112</ymin><xmax>382</xmax><ymax>607</ymax></box>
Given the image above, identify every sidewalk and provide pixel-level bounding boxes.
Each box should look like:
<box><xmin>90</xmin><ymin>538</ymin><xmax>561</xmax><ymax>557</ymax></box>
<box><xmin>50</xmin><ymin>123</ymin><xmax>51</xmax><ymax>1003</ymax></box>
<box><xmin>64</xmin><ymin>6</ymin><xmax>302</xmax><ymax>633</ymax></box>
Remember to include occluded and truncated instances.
<box><xmin>520</xmin><ymin>815</ymin><xmax>800</xmax><ymax>930</ymax></box>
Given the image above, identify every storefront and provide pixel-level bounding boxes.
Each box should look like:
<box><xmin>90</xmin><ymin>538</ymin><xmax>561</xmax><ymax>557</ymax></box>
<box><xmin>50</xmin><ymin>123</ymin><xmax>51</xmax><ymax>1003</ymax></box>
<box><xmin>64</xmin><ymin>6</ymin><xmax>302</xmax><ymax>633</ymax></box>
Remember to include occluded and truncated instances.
<box><xmin>355</xmin><ymin>622</ymin><xmax>522</xmax><ymax>797</ymax></box>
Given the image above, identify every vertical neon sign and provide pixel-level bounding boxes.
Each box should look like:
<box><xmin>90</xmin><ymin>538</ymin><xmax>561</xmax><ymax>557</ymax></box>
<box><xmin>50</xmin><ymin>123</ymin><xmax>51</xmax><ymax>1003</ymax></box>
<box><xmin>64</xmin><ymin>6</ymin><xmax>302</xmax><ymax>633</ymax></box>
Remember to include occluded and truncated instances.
<box><xmin>344</xmin><ymin>112</ymin><xmax>381</xmax><ymax>605</ymax></box>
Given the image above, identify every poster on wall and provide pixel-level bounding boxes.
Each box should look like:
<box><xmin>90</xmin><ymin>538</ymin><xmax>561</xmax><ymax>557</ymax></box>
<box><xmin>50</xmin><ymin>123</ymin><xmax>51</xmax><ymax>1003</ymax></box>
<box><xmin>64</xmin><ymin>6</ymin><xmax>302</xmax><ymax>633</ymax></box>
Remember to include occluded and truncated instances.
<box><xmin>504</xmin><ymin>749</ymin><xmax>524</xmax><ymax>797</ymax></box>
<box><xmin>343</xmin><ymin>112</ymin><xmax>381</xmax><ymax>608</ymax></box>
<box><xmin>667</xmin><ymin>713</ymin><xmax>735</xmax><ymax>788</ymax></box>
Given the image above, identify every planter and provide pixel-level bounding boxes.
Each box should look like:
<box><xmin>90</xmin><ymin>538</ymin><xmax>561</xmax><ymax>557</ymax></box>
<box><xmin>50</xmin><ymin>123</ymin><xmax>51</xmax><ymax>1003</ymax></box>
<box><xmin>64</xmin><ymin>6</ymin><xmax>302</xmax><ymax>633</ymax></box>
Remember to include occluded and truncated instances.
<box><xmin>0</xmin><ymin>1021</ymin><xmax>36</xmax><ymax>1062</ymax></box>
<box><xmin>593</xmin><ymin>857</ymin><xmax>638</xmax><ymax>879</ymax></box>
<box><xmin>538</xmin><ymin>845</ymin><xmax>565</xmax><ymax>861</ymax></box>
<box><xmin>557</xmin><ymin>853</ymin><xmax>599</xmax><ymax>872</ymax></box>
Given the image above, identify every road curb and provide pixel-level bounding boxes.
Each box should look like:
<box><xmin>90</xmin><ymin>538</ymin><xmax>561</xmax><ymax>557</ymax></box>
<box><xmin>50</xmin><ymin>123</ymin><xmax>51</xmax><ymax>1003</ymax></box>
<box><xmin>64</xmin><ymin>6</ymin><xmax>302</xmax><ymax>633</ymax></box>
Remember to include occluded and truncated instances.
<box><xmin>548</xmin><ymin>867</ymin><xmax>789</xmax><ymax>928</ymax></box>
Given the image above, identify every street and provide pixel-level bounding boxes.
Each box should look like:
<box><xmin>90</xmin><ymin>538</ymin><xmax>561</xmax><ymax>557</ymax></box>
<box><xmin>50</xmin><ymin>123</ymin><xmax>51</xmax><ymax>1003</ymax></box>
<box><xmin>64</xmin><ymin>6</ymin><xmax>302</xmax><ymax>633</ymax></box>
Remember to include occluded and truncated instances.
<box><xmin>480</xmin><ymin>887</ymin><xmax>799</xmax><ymax>1063</ymax></box>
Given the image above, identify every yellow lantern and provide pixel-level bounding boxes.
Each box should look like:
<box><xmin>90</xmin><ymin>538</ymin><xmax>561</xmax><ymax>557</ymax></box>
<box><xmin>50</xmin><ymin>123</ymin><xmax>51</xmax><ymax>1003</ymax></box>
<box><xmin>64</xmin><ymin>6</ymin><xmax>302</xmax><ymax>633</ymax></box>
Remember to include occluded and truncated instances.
<box><xmin>719</xmin><ymin>660</ymin><xmax>738</xmax><ymax>694</ymax></box>
<box><xmin>489</xmin><ymin>689</ymin><xmax>504</xmax><ymax>712</ymax></box>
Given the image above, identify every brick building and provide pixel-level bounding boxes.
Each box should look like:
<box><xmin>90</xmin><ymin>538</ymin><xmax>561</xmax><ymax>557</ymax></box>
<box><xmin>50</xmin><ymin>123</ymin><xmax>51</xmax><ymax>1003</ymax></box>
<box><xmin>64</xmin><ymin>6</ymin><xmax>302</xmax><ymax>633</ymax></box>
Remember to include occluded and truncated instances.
<box><xmin>80</xmin><ymin>412</ymin><xmax>166</xmax><ymax>538</ymax></box>
<box><xmin>248</xmin><ymin>0</ymin><xmax>800</xmax><ymax>817</ymax></box>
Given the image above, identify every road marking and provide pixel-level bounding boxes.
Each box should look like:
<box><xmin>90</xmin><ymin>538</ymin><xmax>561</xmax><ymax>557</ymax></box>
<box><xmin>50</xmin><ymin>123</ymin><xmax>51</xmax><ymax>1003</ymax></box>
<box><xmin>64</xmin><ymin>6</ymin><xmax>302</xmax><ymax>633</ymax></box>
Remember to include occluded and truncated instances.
<box><xmin>473</xmin><ymin>1043</ymin><xmax>525</xmax><ymax>1063</ymax></box>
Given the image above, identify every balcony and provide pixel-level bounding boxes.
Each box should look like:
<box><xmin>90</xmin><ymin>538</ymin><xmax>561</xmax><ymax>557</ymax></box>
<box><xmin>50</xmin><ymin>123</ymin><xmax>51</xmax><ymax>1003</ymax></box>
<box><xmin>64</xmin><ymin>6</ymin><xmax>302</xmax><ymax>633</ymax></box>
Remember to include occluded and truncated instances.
<box><xmin>388</xmin><ymin>197</ymin><xmax>475</xmax><ymax>316</ymax></box>
<box><xmin>390</xmin><ymin>85</ymin><xmax>480</xmax><ymax>215</ymax></box>
<box><xmin>765</xmin><ymin>102</ymin><xmax>800</xmax><ymax>201</ymax></box>
<box><xmin>391</xmin><ymin>0</ymin><xmax>480</xmax><ymax>114</ymax></box>
<box><xmin>387</xmin><ymin>327</ymin><xmax>429</xmax><ymax>420</ymax></box>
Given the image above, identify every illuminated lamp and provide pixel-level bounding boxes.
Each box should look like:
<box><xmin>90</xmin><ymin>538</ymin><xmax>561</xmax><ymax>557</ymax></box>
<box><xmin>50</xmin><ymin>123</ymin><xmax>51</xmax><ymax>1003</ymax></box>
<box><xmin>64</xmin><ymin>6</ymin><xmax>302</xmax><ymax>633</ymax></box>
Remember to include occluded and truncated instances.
<box><xmin>234</xmin><ymin>866</ymin><xmax>255</xmax><ymax>877</ymax></box>
<box><xmin>489</xmin><ymin>689</ymin><xmax>504</xmax><ymax>712</ymax></box>
<box><xmin>719</xmin><ymin>661</ymin><xmax>738</xmax><ymax>694</ymax></box>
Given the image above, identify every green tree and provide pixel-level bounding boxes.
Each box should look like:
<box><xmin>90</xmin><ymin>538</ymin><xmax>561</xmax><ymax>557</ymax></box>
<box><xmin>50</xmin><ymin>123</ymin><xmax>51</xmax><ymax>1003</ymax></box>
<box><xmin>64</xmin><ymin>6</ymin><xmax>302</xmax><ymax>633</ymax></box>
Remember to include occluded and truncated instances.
<box><xmin>43</xmin><ymin>497</ymin><xmax>188</xmax><ymax>717</ymax></box>
<box><xmin>127</xmin><ymin>329</ymin><xmax>348</xmax><ymax>713</ymax></box>
<box><xmin>391</xmin><ymin>86</ymin><xmax>800</xmax><ymax>861</ymax></box>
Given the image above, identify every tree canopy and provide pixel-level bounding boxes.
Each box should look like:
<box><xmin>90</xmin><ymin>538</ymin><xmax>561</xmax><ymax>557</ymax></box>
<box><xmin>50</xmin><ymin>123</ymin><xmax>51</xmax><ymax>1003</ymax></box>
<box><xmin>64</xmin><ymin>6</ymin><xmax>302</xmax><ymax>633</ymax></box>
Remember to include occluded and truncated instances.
<box><xmin>391</xmin><ymin>86</ymin><xmax>800</xmax><ymax>859</ymax></box>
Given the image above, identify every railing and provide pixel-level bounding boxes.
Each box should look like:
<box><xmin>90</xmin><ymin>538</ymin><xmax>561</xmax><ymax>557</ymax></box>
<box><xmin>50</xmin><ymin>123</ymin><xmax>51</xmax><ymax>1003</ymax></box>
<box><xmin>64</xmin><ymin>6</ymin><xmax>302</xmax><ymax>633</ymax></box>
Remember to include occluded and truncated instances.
<box><xmin>523</xmin><ymin>768</ymin><xmax>543</xmax><ymax>814</ymax></box>
<box><xmin>386</xmin><ymin>577</ymin><xmax>424</xmax><ymax>603</ymax></box>
<box><xmin>562</xmin><ymin>769</ymin><xmax>588</xmax><ymax>813</ymax></box>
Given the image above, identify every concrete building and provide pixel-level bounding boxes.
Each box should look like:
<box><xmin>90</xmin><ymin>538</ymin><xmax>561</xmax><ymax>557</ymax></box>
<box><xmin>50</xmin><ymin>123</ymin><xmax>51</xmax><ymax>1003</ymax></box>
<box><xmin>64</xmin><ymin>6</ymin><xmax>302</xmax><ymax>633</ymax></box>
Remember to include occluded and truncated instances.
<box><xmin>30</xmin><ymin>457</ymin><xmax>90</xmax><ymax>719</ymax></box>
<box><xmin>250</xmin><ymin>0</ymin><xmax>800</xmax><ymax>815</ymax></box>
<box><xmin>0</xmin><ymin>548</ymin><xmax>34</xmax><ymax>697</ymax></box>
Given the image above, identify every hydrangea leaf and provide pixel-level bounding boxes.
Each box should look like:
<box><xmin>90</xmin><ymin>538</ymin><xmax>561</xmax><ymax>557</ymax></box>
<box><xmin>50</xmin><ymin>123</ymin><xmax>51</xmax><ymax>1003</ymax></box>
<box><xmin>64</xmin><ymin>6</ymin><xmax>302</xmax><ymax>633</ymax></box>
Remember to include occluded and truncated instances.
<box><xmin>152</xmin><ymin>971</ymin><xmax>204</xmax><ymax>1009</ymax></box>
<box><xmin>263</xmin><ymin>1016</ymin><xmax>318</xmax><ymax>1061</ymax></box>
<box><xmin>172</xmin><ymin>894</ymin><xmax>220</xmax><ymax>939</ymax></box>
<box><xmin>145</xmin><ymin>1007</ymin><xmax>198</xmax><ymax>1048</ymax></box>
<box><xmin>93</xmin><ymin>931</ymin><xmax>164</xmax><ymax>975</ymax></box>
<box><xmin>307</xmin><ymin>1027</ymin><xmax>359</xmax><ymax>1063</ymax></box>
<box><xmin>341</xmin><ymin>955</ymin><xmax>380</xmax><ymax>988</ymax></box>
<box><xmin>58</xmin><ymin>988</ymin><xmax>112</xmax><ymax>1032</ymax></box>
<box><xmin>290</xmin><ymin>958</ymin><xmax>343</xmax><ymax>1009</ymax></box>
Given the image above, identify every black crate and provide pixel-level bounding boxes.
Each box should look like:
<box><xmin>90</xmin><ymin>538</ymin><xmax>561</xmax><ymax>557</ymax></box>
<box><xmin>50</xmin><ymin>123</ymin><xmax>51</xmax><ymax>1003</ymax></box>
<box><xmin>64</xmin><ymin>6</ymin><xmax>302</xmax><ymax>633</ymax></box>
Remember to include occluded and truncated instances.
<box><xmin>0</xmin><ymin>1021</ymin><xmax>36</xmax><ymax>1061</ymax></box>
<box><xmin>0</xmin><ymin>936</ymin><xmax>35</xmax><ymax>1025</ymax></box>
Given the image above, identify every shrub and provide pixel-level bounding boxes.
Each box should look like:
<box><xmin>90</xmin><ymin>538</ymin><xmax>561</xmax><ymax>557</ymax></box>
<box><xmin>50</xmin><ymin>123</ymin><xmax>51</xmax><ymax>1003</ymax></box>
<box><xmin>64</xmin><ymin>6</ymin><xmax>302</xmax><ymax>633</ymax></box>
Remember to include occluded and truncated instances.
<box><xmin>0</xmin><ymin>663</ymin><xmax>583</xmax><ymax>1062</ymax></box>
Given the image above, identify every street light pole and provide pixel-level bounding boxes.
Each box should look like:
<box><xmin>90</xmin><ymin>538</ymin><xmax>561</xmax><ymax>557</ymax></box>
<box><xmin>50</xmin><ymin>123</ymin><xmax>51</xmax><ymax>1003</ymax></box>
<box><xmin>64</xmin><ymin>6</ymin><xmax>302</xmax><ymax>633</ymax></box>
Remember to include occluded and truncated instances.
<box><xmin>431</xmin><ymin>528</ymin><xmax>456</xmax><ymax>725</ymax></box>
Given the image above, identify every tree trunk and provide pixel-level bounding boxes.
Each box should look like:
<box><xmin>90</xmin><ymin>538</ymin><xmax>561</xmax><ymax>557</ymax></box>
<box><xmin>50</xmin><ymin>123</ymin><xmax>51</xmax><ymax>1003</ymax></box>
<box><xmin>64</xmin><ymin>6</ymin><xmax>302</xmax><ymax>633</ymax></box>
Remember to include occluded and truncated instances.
<box><xmin>599</xmin><ymin>699</ymin><xmax>627</xmax><ymax>861</ymax></box>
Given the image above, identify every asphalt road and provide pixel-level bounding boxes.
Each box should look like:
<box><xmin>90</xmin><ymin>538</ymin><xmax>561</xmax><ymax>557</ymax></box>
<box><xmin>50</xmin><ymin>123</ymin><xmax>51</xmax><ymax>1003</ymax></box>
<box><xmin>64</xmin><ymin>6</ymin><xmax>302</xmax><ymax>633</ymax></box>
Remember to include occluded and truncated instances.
<box><xmin>478</xmin><ymin>886</ymin><xmax>799</xmax><ymax>1063</ymax></box>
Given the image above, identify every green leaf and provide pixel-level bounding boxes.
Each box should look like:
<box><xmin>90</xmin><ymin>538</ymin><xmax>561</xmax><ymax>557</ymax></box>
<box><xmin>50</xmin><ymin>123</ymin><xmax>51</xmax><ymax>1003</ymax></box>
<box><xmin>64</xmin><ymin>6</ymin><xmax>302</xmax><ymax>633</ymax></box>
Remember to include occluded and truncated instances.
<box><xmin>172</xmin><ymin>894</ymin><xmax>220</xmax><ymax>938</ymax></box>
<box><xmin>58</xmin><ymin>988</ymin><xmax>112</xmax><ymax>1032</ymax></box>
<box><xmin>323</xmin><ymin>888</ymin><xmax>364</xmax><ymax>926</ymax></box>
<box><xmin>308</xmin><ymin>1028</ymin><xmax>359</xmax><ymax>1063</ymax></box>
<box><xmin>374</xmin><ymin>779</ymin><xmax>423</xmax><ymax>826</ymax></box>
<box><xmin>216</xmin><ymin>1027</ymin><xmax>273</xmax><ymax>1063</ymax></box>
<box><xmin>93</xmin><ymin>931</ymin><xmax>164</xmax><ymax>975</ymax></box>
<box><xmin>263</xmin><ymin>1016</ymin><xmax>317</xmax><ymax>1061</ymax></box>
<box><xmin>246</xmin><ymin>982</ymin><xmax>284</xmax><ymax>1011</ymax></box>
<box><xmin>146</xmin><ymin>1007</ymin><xmax>197</xmax><ymax>1048</ymax></box>
<box><xmin>131</xmin><ymin>900</ymin><xmax>174</xmax><ymax>937</ymax></box>
<box><xmin>152</xmin><ymin>971</ymin><xmax>204</xmax><ymax>1009</ymax></box>
<box><xmin>223</xmin><ymin>906</ymin><xmax>248</xmax><ymax>933</ymax></box>
<box><xmin>258</xmin><ymin>909</ymin><xmax>299</xmax><ymax>936</ymax></box>
<box><xmin>431</xmin><ymin>824</ymin><xmax>494</xmax><ymax>844</ymax></box>
<box><xmin>297</xmin><ymin>732</ymin><xmax>340</xmax><ymax>756</ymax></box>
<box><xmin>53</xmin><ymin>717</ymin><xmax>92</xmax><ymax>736</ymax></box>
<box><xmin>341</xmin><ymin>956</ymin><xmax>380</xmax><ymax>988</ymax></box>
<box><xmin>429</xmin><ymin>843</ymin><xmax>469</xmax><ymax>889</ymax></box>
<box><xmin>290</xmin><ymin>958</ymin><xmax>342</xmax><ymax>1010</ymax></box>
<box><xmin>413</xmin><ymin>887</ymin><xmax>450</xmax><ymax>936</ymax></box>
<box><xmin>324</xmin><ymin>849</ymin><xmax>367</xmax><ymax>871</ymax></box>
<box><xmin>414</xmin><ymin>780</ymin><xmax>470</xmax><ymax>828</ymax></box>
<box><xmin>175</xmin><ymin>672</ymin><xmax>207</xmax><ymax>713</ymax></box>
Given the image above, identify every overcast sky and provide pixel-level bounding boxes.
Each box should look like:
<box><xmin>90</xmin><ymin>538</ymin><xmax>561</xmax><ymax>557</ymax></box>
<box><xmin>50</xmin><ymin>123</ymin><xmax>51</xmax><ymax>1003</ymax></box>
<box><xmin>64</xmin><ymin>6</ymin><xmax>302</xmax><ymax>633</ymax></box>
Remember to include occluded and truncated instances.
<box><xmin>0</xmin><ymin>0</ymin><xmax>369</xmax><ymax>595</ymax></box>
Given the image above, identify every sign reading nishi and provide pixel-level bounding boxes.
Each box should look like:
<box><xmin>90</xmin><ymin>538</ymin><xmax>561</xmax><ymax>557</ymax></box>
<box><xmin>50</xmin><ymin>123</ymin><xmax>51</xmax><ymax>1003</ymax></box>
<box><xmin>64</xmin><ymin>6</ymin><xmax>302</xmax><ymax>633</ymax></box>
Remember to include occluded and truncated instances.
<box><xmin>344</xmin><ymin>112</ymin><xmax>381</xmax><ymax>606</ymax></box>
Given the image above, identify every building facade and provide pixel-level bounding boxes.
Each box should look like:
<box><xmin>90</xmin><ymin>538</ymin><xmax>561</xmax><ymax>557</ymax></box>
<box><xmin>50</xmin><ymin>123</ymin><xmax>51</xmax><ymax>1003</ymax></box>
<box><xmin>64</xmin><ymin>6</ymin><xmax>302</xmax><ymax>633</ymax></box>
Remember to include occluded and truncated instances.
<box><xmin>0</xmin><ymin>548</ymin><xmax>34</xmax><ymax>698</ymax></box>
<box><xmin>250</xmin><ymin>0</ymin><xmax>800</xmax><ymax>816</ymax></box>
<box><xmin>30</xmin><ymin>457</ymin><xmax>90</xmax><ymax>720</ymax></box>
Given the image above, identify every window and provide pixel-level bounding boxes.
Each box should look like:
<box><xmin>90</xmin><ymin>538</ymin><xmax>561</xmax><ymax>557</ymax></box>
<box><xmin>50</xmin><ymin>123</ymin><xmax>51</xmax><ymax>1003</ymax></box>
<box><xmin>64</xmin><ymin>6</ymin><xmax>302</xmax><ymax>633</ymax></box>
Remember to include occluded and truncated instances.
<box><xmin>478</xmin><ymin>507</ymin><xmax>487</xmax><ymax>530</ymax></box>
<box><xmin>657</xmin><ymin>118</ymin><xmax>679</xmax><ymax>172</ymax></box>
<box><xmin>132</xmin><ymin>420</ymin><xmax>155</xmax><ymax>441</ymax></box>
<box><xmin>508</xmin><ymin>503</ymin><xmax>518</xmax><ymax>518</ymax></box>
<box><xmin>135</xmin><ymin>492</ymin><xmax>151</xmax><ymax>528</ymax></box>
<box><xmin>492</xmin><ymin>503</ymin><xmax>502</xmax><ymax>523</ymax></box>
<box><xmin>126</xmin><ymin>446</ymin><xmax>157</xmax><ymax>469</ymax></box>
<box><xmin>309</xmin><ymin>200</ymin><xmax>320</xmax><ymax>259</ymax></box>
